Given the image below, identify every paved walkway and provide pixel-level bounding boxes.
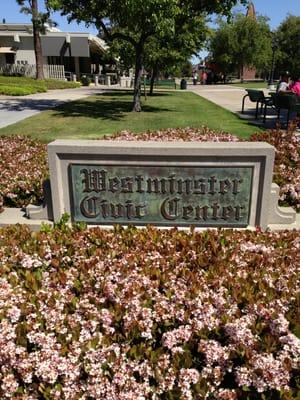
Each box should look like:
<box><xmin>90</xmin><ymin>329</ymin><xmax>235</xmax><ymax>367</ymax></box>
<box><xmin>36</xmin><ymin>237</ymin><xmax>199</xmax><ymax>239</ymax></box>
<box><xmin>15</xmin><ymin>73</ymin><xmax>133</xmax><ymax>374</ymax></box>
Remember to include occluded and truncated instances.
<box><xmin>187</xmin><ymin>83</ymin><xmax>287</xmax><ymax>129</ymax></box>
<box><xmin>0</xmin><ymin>85</ymin><xmax>112</xmax><ymax>129</ymax></box>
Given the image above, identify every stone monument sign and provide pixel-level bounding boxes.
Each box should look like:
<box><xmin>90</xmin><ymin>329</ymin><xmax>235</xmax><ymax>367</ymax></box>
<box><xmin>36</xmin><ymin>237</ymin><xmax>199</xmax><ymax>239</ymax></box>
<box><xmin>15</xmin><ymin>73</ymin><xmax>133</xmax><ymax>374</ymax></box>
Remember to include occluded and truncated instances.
<box><xmin>47</xmin><ymin>140</ymin><xmax>276</xmax><ymax>229</ymax></box>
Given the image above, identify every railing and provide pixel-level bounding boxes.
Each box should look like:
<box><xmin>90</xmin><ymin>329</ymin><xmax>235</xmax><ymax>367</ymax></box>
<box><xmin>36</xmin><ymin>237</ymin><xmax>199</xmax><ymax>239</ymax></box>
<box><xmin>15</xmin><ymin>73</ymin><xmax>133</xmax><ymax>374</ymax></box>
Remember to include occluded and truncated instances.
<box><xmin>0</xmin><ymin>64</ymin><xmax>65</xmax><ymax>80</ymax></box>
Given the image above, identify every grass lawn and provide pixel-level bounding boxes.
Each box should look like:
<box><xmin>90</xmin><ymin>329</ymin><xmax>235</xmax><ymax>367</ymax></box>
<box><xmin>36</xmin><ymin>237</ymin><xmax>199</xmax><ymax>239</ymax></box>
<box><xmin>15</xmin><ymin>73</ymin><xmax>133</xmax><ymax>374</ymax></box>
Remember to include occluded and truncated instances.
<box><xmin>0</xmin><ymin>76</ymin><xmax>80</xmax><ymax>95</ymax></box>
<box><xmin>0</xmin><ymin>90</ymin><xmax>264</xmax><ymax>142</ymax></box>
<box><xmin>227</xmin><ymin>81</ymin><xmax>270</xmax><ymax>89</ymax></box>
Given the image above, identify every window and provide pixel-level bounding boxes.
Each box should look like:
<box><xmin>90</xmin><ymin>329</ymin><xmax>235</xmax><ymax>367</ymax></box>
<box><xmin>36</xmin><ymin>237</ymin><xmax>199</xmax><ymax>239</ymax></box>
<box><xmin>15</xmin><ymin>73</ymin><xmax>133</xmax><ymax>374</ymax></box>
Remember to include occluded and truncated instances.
<box><xmin>5</xmin><ymin>53</ymin><xmax>15</xmax><ymax>64</ymax></box>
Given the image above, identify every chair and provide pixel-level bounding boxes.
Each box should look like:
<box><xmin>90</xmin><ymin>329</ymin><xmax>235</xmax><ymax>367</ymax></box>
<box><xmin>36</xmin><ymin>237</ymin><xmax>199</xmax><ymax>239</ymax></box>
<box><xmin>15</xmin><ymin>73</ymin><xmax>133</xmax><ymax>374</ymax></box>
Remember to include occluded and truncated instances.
<box><xmin>268</xmin><ymin>92</ymin><xmax>300</xmax><ymax>126</ymax></box>
<box><xmin>241</xmin><ymin>89</ymin><xmax>272</xmax><ymax>120</ymax></box>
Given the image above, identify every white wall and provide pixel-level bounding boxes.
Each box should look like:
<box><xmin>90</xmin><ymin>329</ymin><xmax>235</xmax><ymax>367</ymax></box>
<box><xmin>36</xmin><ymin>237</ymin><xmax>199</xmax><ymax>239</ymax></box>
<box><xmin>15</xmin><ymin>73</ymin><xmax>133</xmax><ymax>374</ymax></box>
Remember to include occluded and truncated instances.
<box><xmin>15</xmin><ymin>37</ymin><xmax>36</xmax><ymax>64</ymax></box>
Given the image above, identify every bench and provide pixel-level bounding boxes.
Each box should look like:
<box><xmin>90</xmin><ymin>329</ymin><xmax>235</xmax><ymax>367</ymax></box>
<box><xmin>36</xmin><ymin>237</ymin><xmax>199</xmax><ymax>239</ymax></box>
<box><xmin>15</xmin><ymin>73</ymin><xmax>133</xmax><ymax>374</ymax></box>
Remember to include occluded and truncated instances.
<box><xmin>242</xmin><ymin>89</ymin><xmax>272</xmax><ymax>120</ymax></box>
<box><xmin>268</xmin><ymin>92</ymin><xmax>300</xmax><ymax>126</ymax></box>
<box><xmin>144</xmin><ymin>79</ymin><xmax>176</xmax><ymax>89</ymax></box>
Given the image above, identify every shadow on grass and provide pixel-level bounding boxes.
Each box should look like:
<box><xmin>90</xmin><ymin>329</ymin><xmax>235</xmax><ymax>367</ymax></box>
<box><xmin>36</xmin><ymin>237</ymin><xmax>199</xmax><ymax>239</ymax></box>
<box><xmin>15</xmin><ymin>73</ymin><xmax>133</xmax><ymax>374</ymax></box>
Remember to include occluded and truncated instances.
<box><xmin>52</xmin><ymin>93</ymin><xmax>173</xmax><ymax>121</ymax></box>
<box><xmin>95</xmin><ymin>90</ymin><xmax>173</xmax><ymax>98</ymax></box>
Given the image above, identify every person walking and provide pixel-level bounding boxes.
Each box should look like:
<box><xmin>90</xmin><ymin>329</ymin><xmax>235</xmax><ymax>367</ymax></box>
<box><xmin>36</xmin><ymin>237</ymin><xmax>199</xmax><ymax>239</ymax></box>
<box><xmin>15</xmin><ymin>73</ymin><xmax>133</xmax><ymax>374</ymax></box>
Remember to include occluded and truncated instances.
<box><xmin>201</xmin><ymin>70</ymin><xmax>207</xmax><ymax>85</ymax></box>
<box><xmin>290</xmin><ymin>75</ymin><xmax>300</xmax><ymax>101</ymax></box>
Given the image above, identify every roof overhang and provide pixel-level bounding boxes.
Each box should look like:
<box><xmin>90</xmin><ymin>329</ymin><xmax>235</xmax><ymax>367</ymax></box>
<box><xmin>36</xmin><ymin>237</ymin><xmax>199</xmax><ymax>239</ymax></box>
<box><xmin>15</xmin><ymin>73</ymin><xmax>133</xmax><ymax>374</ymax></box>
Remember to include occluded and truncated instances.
<box><xmin>0</xmin><ymin>47</ymin><xmax>16</xmax><ymax>53</ymax></box>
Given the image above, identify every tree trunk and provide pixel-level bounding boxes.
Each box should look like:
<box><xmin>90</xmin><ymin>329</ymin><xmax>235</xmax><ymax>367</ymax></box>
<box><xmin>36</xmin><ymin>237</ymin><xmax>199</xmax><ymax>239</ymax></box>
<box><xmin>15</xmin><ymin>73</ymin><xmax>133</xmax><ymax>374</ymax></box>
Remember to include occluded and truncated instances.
<box><xmin>132</xmin><ymin>45</ymin><xmax>143</xmax><ymax>112</ymax></box>
<box><xmin>240</xmin><ymin>63</ymin><xmax>244</xmax><ymax>83</ymax></box>
<box><xmin>32</xmin><ymin>0</ymin><xmax>45</xmax><ymax>80</ymax></box>
<box><xmin>150</xmin><ymin>63</ymin><xmax>159</xmax><ymax>96</ymax></box>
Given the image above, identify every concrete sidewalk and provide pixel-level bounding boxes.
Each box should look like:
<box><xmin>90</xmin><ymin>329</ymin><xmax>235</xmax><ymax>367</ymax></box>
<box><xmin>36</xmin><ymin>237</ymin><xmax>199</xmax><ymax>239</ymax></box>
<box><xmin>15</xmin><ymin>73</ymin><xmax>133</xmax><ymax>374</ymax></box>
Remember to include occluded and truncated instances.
<box><xmin>0</xmin><ymin>85</ymin><xmax>113</xmax><ymax>129</ymax></box>
<box><xmin>188</xmin><ymin>83</ymin><xmax>290</xmax><ymax>129</ymax></box>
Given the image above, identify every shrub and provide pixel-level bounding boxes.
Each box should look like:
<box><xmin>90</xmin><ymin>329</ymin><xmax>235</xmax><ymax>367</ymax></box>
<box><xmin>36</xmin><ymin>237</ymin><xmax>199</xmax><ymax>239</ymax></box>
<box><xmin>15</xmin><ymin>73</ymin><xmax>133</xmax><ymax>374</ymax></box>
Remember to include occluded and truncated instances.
<box><xmin>0</xmin><ymin>126</ymin><xmax>299</xmax><ymax>212</ymax></box>
<box><xmin>249</xmin><ymin>122</ymin><xmax>300</xmax><ymax>211</ymax></box>
<box><xmin>0</xmin><ymin>76</ymin><xmax>80</xmax><ymax>95</ymax></box>
<box><xmin>0</xmin><ymin>224</ymin><xmax>298</xmax><ymax>399</ymax></box>
<box><xmin>44</xmin><ymin>79</ymin><xmax>81</xmax><ymax>90</ymax></box>
<box><xmin>0</xmin><ymin>84</ymin><xmax>46</xmax><ymax>96</ymax></box>
<box><xmin>80</xmin><ymin>75</ymin><xmax>91</xmax><ymax>86</ymax></box>
<box><xmin>0</xmin><ymin>136</ymin><xmax>48</xmax><ymax>212</ymax></box>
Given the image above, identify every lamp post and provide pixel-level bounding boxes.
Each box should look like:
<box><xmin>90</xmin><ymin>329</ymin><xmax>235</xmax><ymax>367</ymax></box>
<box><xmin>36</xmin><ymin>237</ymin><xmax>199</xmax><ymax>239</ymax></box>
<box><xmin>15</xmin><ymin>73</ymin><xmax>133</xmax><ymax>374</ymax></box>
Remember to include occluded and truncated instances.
<box><xmin>268</xmin><ymin>32</ymin><xmax>278</xmax><ymax>88</ymax></box>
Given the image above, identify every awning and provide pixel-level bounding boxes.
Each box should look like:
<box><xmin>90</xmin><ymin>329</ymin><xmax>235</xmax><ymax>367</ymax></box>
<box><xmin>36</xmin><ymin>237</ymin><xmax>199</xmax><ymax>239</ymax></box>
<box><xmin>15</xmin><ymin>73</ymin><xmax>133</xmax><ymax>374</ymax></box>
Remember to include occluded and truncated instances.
<box><xmin>41</xmin><ymin>36</ymin><xmax>90</xmax><ymax>57</ymax></box>
<box><xmin>0</xmin><ymin>47</ymin><xmax>16</xmax><ymax>53</ymax></box>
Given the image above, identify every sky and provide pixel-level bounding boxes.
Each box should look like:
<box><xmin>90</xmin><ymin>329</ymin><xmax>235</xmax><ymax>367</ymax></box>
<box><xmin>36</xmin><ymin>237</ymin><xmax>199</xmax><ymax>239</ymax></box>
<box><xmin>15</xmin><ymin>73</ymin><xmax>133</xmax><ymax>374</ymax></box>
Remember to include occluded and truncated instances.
<box><xmin>1</xmin><ymin>0</ymin><xmax>300</xmax><ymax>59</ymax></box>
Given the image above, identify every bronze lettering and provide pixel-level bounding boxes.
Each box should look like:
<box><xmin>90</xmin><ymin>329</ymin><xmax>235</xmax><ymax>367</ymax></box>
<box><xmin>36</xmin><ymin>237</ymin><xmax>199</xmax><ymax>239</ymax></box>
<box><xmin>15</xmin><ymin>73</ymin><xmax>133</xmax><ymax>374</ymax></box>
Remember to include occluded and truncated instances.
<box><xmin>195</xmin><ymin>205</ymin><xmax>209</xmax><ymax>220</ymax></box>
<box><xmin>108</xmin><ymin>177</ymin><xmax>120</xmax><ymax>193</ymax></box>
<box><xmin>124</xmin><ymin>200</ymin><xmax>135</xmax><ymax>219</ymax></box>
<box><xmin>80</xmin><ymin>195</ymin><xmax>99</xmax><ymax>218</ymax></box>
<box><xmin>177</xmin><ymin>178</ymin><xmax>192</xmax><ymax>195</ymax></box>
<box><xmin>135</xmin><ymin>175</ymin><xmax>144</xmax><ymax>193</ymax></box>
<box><xmin>212</xmin><ymin>202</ymin><xmax>220</xmax><ymax>219</ymax></box>
<box><xmin>182</xmin><ymin>205</ymin><xmax>194</xmax><ymax>220</ymax></box>
<box><xmin>110</xmin><ymin>203</ymin><xmax>124</xmax><ymax>218</ymax></box>
<box><xmin>135</xmin><ymin>203</ymin><xmax>147</xmax><ymax>219</ymax></box>
<box><xmin>168</xmin><ymin>174</ymin><xmax>176</xmax><ymax>194</ymax></box>
<box><xmin>208</xmin><ymin>176</ymin><xmax>217</xmax><ymax>194</ymax></box>
<box><xmin>81</xmin><ymin>169</ymin><xmax>93</xmax><ymax>192</ymax></box>
<box><xmin>234</xmin><ymin>205</ymin><xmax>244</xmax><ymax>220</ymax></box>
<box><xmin>99</xmin><ymin>199</ymin><xmax>109</xmax><ymax>218</ymax></box>
<box><xmin>193</xmin><ymin>178</ymin><xmax>206</xmax><ymax>194</ymax></box>
<box><xmin>161</xmin><ymin>197</ymin><xmax>180</xmax><ymax>220</ymax></box>
<box><xmin>121</xmin><ymin>177</ymin><xmax>134</xmax><ymax>193</ymax></box>
<box><xmin>147</xmin><ymin>178</ymin><xmax>162</xmax><ymax>194</ymax></box>
<box><xmin>221</xmin><ymin>205</ymin><xmax>234</xmax><ymax>220</ymax></box>
<box><xmin>219</xmin><ymin>179</ymin><xmax>232</xmax><ymax>194</ymax></box>
<box><xmin>232</xmin><ymin>179</ymin><xmax>243</xmax><ymax>195</ymax></box>
<box><xmin>73</xmin><ymin>165</ymin><xmax>251</xmax><ymax>226</ymax></box>
<box><xmin>80</xmin><ymin>169</ymin><xmax>107</xmax><ymax>193</ymax></box>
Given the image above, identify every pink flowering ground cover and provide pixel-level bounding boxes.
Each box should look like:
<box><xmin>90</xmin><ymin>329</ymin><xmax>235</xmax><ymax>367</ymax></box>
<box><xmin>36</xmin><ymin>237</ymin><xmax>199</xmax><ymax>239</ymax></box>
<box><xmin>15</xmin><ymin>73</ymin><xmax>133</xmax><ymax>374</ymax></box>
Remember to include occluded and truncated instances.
<box><xmin>0</xmin><ymin>125</ymin><xmax>299</xmax><ymax>212</ymax></box>
<box><xmin>0</xmin><ymin>224</ymin><xmax>299</xmax><ymax>399</ymax></box>
<box><xmin>0</xmin><ymin>136</ymin><xmax>48</xmax><ymax>213</ymax></box>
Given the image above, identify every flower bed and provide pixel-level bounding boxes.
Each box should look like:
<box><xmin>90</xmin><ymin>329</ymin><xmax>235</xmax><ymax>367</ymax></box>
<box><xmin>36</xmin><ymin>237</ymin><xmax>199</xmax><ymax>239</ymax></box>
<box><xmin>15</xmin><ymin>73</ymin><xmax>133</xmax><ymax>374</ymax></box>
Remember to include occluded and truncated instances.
<box><xmin>0</xmin><ymin>125</ymin><xmax>299</xmax><ymax>213</ymax></box>
<box><xmin>0</xmin><ymin>136</ymin><xmax>48</xmax><ymax>213</ymax></box>
<box><xmin>0</xmin><ymin>224</ymin><xmax>299</xmax><ymax>399</ymax></box>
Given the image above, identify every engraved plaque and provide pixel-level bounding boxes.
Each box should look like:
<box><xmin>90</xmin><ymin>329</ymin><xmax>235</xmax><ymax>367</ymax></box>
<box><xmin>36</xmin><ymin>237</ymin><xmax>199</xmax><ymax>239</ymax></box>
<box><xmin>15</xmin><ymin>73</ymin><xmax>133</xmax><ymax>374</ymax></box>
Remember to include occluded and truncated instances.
<box><xmin>69</xmin><ymin>165</ymin><xmax>253</xmax><ymax>227</ymax></box>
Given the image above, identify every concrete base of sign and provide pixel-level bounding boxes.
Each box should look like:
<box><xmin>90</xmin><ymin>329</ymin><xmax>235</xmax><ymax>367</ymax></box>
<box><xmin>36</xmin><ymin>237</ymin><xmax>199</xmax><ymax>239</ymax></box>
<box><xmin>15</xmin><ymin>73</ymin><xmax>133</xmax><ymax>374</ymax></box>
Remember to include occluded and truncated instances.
<box><xmin>0</xmin><ymin>208</ymin><xmax>53</xmax><ymax>232</ymax></box>
<box><xmin>268</xmin><ymin>183</ymin><xmax>296</xmax><ymax>225</ymax></box>
<box><xmin>0</xmin><ymin>207</ymin><xmax>299</xmax><ymax>232</ymax></box>
<box><xmin>25</xmin><ymin>179</ymin><xmax>53</xmax><ymax>221</ymax></box>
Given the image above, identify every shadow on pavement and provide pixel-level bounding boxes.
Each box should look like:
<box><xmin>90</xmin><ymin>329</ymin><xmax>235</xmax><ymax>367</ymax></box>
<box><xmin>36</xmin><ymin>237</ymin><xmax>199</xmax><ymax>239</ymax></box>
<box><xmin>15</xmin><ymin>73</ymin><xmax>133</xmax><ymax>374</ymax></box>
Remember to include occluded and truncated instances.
<box><xmin>0</xmin><ymin>90</ymin><xmax>172</xmax><ymax>119</ymax></box>
<box><xmin>236</xmin><ymin>107</ymin><xmax>298</xmax><ymax>130</ymax></box>
<box><xmin>0</xmin><ymin>98</ymin><xmax>64</xmax><ymax>112</ymax></box>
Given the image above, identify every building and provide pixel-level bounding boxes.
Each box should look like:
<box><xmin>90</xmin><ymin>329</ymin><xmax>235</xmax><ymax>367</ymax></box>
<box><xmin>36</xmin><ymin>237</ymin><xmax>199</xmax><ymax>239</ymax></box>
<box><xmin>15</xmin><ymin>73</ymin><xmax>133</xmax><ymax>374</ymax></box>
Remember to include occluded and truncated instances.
<box><xmin>0</xmin><ymin>23</ymin><xmax>110</xmax><ymax>79</ymax></box>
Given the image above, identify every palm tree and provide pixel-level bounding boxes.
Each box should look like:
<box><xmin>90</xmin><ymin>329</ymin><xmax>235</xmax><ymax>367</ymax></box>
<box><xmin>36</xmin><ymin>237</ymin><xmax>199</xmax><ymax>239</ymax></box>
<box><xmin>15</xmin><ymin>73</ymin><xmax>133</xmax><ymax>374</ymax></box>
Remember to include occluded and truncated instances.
<box><xmin>17</xmin><ymin>0</ymin><xmax>55</xmax><ymax>80</ymax></box>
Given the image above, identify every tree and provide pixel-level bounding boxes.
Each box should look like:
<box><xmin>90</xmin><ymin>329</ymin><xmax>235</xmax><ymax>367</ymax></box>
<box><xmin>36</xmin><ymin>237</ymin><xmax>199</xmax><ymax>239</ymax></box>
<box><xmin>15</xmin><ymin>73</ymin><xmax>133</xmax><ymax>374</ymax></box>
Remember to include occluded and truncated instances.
<box><xmin>49</xmin><ymin>0</ymin><xmax>247</xmax><ymax>111</ymax></box>
<box><xmin>274</xmin><ymin>15</ymin><xmax>300</xmax><ymax>77</ymax></box>
<box><xmin>207</xmin><ymin>21</ymin><xmax>236</xmax><ymax>77</ymax></box>
<box><xmin>145</xmin><ymin>15</ymin><xmax>207</xmax><ymax>95</ymax></box>
<box><xmin>17</xmin><ymin>0</ymin><xmax>55</xmax><ymax>80</ymax></box>
<box><xmin>208</xmin><ymin>14</ymin><xmax>272</xmax><ymax>81</ymax></box>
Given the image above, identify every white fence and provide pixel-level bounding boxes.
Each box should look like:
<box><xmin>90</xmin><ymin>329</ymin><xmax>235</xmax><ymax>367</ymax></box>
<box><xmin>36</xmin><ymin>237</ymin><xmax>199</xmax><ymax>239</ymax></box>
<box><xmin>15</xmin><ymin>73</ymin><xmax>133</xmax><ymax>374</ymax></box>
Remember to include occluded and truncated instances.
<box><xmin>0</xmin><ymin>64</ymin><xmax>65</xmax><ymax>80</ymax></box>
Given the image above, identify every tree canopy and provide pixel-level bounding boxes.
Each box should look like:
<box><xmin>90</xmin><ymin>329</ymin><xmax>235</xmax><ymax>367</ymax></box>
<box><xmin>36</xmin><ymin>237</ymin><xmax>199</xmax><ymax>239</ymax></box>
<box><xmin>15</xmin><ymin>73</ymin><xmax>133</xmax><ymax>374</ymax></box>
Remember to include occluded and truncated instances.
<box><xmin>274</xmin><ymin>15</ymin><xmax>300</xmax><ymax>78</ymax></box>
<box><xmin>49</xmin><ymin>0</ymin><xmax>247</xmax><ymax>110</ymax></box>
<box><xmin>208</xmin><ymin>13</ymin><xmax>272</xmax><ymax>80</ymax></box>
